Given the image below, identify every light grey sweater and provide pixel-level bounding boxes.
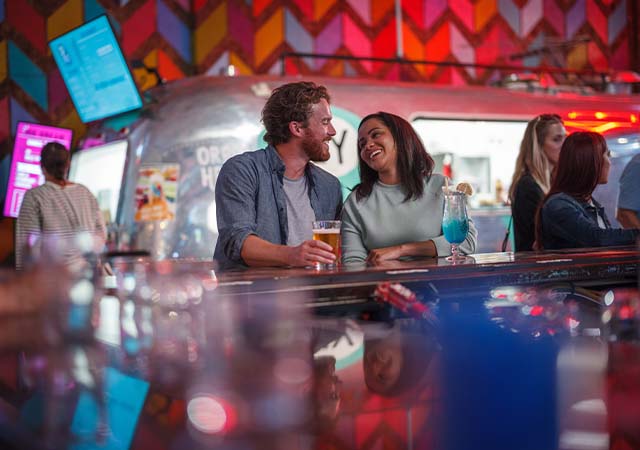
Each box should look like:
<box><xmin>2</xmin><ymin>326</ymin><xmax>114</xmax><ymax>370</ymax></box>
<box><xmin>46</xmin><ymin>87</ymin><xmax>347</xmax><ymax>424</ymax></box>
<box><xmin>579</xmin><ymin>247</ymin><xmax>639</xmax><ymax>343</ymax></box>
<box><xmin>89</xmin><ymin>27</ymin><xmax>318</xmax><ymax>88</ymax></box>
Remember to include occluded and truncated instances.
<box><xmin>341</xmin><ymin>174</ymin><xmax>477</xmax><ymax>264</ymax></box>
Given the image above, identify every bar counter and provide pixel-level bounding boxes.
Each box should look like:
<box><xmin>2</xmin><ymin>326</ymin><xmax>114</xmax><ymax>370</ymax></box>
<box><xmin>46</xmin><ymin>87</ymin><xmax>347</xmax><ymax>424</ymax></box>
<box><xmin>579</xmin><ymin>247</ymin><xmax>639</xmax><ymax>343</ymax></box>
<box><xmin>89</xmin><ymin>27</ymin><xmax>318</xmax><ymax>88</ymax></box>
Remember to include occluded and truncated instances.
<box><xmin>0</xmin><ymin>246</ymin><xmax>638</xmax><ymax>450</ymax></box>
<box><xmin>209</xmin><ymin>245</ymin><xmax>639</xmax><ymax>309</ymax></box>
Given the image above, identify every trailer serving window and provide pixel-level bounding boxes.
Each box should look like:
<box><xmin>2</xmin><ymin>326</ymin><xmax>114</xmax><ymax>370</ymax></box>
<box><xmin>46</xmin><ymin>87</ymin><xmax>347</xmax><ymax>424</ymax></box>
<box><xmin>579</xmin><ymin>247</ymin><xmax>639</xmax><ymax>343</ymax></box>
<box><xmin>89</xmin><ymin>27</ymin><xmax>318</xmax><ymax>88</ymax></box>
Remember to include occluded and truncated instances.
<box><xmin>411</xmin><ymin>118</ymin><xmax>528</xmax><ymax>209</ymax></box>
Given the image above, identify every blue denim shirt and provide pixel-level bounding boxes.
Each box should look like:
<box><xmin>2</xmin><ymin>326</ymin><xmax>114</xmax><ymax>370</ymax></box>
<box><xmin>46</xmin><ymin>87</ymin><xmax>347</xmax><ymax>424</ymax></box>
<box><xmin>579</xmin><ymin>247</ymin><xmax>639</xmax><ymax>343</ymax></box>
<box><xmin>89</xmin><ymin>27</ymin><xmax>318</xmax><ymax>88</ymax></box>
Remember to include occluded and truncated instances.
<box><xmin>540</xmin><ymin>192</ymin><xmax>639</xmax><ymax>250</ymax></box>
<box><xmin>214</xmin><ymin>145</ymin><xmax>342</xmax><ymax>270</ymax></box>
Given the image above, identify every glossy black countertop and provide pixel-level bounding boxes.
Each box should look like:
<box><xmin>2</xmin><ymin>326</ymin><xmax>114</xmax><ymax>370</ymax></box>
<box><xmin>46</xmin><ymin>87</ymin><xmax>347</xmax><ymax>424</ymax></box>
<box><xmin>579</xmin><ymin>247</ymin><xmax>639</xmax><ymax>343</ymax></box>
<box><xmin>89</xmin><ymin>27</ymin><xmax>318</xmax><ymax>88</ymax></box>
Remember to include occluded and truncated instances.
<box><xmin>106</xmin><ymin>246</ymin><xmax>639</xmax><ymax>305</ymax></box>
<box><xmin>0</xmin><ymin>247</ymin><xmax>638</xmax><ymax>450</ymax></box>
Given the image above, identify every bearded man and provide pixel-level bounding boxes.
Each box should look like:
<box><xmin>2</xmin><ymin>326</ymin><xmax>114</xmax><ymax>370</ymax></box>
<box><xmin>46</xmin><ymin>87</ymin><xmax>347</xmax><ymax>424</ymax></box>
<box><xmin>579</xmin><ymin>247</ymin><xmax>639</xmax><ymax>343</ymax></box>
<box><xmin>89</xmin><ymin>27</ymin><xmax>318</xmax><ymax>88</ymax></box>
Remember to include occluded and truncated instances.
<box><xmin>214</xmin><ymin>81</ymin><xmax>342</xmax><ymax>270</ymax></box>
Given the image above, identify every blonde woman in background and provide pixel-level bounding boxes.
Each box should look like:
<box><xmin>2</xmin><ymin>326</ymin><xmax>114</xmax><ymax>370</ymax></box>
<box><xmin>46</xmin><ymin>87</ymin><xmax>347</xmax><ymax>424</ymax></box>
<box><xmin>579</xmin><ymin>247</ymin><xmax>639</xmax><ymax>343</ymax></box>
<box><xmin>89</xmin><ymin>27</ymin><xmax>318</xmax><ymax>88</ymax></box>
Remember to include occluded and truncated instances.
<box><xmin>509</xmin><ymin>114</ymin><xmax>566</xmax><ymax>251</ymax></box>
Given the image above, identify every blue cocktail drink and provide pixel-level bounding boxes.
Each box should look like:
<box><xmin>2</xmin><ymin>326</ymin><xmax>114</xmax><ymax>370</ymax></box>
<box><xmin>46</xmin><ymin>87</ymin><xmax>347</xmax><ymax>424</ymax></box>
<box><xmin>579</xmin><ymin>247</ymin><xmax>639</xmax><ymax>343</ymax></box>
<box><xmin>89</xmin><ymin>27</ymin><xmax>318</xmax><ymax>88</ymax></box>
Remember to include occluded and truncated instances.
<box><xmin>442</xmin><ymin>187</ymin><xmax>470</xmax><ymax>263</ymax></box>
<box><xmin>443</xmin><ymin>218</ymin><xmax>469</xmax><ymax>245</ymax></box>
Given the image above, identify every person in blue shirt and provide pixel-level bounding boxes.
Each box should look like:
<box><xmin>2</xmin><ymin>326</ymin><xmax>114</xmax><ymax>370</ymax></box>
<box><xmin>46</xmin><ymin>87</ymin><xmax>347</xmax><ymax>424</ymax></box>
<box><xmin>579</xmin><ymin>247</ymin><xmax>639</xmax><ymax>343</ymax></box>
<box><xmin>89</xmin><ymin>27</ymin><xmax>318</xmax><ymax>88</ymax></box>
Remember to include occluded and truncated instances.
<box><xmin>536</xmin><ymin>132</ymin><xmax>639</xmax><ymax>250</ymax></box>
<box><xmin>616</xmin><ymin>153</ymin><xmax>640</xmax><ymax>229</ymax></box>
<box><xmin>214</xmin><ymin>82</ymin><xmax>343</xmax><ymax>270</ymax></box>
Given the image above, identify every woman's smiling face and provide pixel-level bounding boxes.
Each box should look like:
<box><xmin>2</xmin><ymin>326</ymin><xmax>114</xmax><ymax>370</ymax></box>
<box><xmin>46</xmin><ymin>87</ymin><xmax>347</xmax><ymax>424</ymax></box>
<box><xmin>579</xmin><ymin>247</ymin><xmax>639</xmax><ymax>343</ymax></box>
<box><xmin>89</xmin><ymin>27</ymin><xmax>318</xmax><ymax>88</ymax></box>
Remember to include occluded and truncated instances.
<box><xmin>358</xmin><ymin>118</ymin><xmax>398</xmax><ymax>177</ymax></box>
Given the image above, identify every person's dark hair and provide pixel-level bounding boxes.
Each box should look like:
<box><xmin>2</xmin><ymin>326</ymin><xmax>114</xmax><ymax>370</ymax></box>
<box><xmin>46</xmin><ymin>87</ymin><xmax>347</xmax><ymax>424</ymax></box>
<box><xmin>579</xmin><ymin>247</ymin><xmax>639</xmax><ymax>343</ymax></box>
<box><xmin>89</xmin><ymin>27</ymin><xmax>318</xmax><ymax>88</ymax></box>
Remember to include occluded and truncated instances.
<box><xmin>534</xmin><ymin>131</ymin><xmax>609</xmax><ymax>247</ymax></box>
<box><xmin>40</xmin><ymin>142</ymin><xmax>70</xmax><ymax>181</ymax></box>
<box><xmin>355</xmin><ymin>112</ymin><xmax>434</xmax><ymax>202</ymax></box>
<box><xmin>262</xmin><ymin>81</ymin><xmax>331</xmax><ymax>146</ymax></box>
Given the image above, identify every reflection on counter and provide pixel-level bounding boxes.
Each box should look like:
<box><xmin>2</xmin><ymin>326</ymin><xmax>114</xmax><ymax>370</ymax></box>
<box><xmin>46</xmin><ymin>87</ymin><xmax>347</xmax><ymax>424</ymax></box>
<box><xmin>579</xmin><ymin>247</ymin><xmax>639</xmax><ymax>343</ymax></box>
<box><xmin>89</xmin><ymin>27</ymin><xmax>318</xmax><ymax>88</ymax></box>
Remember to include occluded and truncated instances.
<box><xmin>0</xmin><ymin>247</ymin><xmax>639</xmax><ymax>449</ymax></box>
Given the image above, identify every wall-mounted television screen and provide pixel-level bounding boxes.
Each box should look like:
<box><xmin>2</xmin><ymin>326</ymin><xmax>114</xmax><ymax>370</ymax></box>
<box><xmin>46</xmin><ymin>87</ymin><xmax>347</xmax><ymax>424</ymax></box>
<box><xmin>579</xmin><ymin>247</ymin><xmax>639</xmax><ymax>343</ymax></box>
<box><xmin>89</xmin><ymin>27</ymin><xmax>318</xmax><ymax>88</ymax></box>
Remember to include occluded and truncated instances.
<box><xmin>68</xmin><ymin>140</ymin><xmax>128</xmax><ymax>223</ymax></box>
<box><xmin>49</xmin><ymin>15</ymin><xmax>143</xmax><ymax>123</ymax></box>
<box><xmin>3</xmin><ymin>122</ymin><xmax>73</xmax><ymax>218</ymax></box>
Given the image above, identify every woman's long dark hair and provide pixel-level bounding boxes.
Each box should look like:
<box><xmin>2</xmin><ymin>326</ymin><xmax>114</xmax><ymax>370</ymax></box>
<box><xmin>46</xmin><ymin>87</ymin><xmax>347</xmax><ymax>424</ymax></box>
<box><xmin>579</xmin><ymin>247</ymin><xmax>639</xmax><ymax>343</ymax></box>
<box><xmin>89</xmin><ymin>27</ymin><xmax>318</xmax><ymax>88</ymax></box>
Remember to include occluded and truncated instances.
<box><xmin>534</xmin><ymin>131</ymin><xmax>608</xmax><ymax>247</ymax></box>
<box><xmin>355</xmin><ymin>112</ymin><xmax>434</xmax><ymax>202</ymax></box>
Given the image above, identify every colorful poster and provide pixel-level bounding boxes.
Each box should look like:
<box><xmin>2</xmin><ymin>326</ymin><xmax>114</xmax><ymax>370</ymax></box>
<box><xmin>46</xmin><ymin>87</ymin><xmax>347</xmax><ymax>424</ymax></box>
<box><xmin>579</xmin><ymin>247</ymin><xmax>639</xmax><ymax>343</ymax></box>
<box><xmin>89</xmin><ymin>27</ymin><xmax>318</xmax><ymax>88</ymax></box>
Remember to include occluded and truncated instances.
<box><xmin>134</xmin><ymin>164</ymin><xmax>179</xmax><ymax>222</ymax></box>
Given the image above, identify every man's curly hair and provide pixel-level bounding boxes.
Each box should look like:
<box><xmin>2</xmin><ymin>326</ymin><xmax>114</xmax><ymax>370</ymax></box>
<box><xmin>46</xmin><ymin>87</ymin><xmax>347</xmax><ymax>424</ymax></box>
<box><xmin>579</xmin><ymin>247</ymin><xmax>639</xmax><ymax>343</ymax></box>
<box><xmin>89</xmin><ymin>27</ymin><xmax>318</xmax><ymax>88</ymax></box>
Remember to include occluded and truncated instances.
<box><xmin>262</xmin><ymin>81</ymin><xmax>331</xmax><ymax>146</ymax></box>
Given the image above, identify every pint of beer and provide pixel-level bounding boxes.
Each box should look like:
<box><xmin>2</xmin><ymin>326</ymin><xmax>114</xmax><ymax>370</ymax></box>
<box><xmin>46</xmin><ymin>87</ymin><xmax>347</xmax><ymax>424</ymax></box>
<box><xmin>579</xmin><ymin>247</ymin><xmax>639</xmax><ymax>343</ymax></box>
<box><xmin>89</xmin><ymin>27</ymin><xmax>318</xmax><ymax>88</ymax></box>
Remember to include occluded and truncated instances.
<box><xmin>312</xmin><ymin>220</ymin><xmax>341</xmax><ymax>268</ymax></box>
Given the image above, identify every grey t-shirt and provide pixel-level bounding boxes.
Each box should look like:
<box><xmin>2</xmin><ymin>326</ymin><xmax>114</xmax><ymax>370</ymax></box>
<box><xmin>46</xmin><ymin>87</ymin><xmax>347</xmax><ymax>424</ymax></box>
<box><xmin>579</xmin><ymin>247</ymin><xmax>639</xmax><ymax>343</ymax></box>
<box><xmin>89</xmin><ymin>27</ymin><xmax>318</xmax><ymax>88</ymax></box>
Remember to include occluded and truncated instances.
<box><xmin>283</xmin><ymin>175</ymin><xmax>316</xmax><ymax>246</ymax></box>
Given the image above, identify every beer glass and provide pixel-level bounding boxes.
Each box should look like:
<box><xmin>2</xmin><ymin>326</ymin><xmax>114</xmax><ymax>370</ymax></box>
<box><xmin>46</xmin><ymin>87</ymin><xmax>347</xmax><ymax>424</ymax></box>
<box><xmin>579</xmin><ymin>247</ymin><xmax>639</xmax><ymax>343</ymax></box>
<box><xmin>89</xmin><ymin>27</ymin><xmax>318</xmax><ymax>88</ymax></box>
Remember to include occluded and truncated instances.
<box><xmin>442</xmin><ymin>188</ymin><xmax>469</xmax><ymax>264</ymax></box>
<box><xmin>312</xmin><ymin>220</ymin><xmax>341</xmax><ymax>269</ymax></box>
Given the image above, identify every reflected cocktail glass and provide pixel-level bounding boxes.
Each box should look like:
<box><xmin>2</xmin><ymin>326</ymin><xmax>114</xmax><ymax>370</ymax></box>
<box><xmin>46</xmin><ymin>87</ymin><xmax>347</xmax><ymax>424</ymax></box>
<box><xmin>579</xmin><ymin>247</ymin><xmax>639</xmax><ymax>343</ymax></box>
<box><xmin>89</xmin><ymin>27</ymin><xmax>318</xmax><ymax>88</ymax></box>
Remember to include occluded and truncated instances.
<box><xmin>442</xmin><ymin>188</ymin><xmax>469</xmax><ymax>264</ymax></box>
<box><xmin>312</xmin><ymin>220</ymin><xmax>341</xmax><ymax>269</ymax></box>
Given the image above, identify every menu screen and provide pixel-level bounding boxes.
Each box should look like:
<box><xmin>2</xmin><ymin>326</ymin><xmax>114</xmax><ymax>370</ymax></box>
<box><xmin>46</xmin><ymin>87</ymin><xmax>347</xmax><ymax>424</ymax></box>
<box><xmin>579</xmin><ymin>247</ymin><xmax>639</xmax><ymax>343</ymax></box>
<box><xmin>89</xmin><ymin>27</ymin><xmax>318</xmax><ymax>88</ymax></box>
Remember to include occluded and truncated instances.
<box><xmin>3</xmin><ymin>122</ymin><xmax>73</xmax><ymax>217</ymax></box>
<box><xmin>49</xmin><ymin>15</ymin><xmax>143</xmax><ymax>123</ymax></box>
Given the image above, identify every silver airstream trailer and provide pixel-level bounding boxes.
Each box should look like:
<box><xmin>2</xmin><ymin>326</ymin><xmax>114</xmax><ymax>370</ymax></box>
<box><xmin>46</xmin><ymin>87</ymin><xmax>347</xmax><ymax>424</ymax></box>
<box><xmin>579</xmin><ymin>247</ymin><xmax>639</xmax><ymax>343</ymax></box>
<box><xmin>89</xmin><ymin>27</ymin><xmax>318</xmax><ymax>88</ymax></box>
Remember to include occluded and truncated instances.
<box><xmin>95</xmin><ymin>75</ymin><xmax>639</xmax><ymax>259</ymax></box>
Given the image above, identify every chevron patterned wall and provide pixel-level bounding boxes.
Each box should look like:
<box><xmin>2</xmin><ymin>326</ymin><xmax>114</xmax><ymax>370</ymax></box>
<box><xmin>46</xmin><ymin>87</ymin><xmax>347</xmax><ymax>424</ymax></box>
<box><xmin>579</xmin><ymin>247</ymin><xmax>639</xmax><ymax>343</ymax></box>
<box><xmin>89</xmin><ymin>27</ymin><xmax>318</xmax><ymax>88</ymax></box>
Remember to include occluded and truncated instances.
<box><xmin>0</xmin><ymin>0</ymin><xmax>636</xmax><ymax>156</ymax></box>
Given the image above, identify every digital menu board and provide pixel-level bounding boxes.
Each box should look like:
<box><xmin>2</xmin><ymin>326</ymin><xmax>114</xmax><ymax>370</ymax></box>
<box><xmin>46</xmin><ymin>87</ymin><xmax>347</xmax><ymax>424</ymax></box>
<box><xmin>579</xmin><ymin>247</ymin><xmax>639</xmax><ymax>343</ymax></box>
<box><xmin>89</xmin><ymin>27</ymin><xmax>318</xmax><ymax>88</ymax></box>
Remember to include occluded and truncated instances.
<box><xmin>3</xmin><ymin>122</ymin><xmax>73</xmax><ymax>218</ymax></box>
<box><xmin>49</xmin><ymin>15</ymin><xmax>143</xmax><ymax>123</ymax></box>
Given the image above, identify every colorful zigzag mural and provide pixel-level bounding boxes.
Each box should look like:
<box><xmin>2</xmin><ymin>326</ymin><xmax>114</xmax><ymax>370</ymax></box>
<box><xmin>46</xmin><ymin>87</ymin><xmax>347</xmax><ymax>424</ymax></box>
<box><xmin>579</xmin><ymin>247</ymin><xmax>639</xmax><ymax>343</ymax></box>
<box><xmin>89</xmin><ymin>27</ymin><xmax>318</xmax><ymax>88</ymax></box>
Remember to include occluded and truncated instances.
<box><xmin>0</xmin><ymin>0</ymin><xmax>636</xmax><ymax>155</ymax></box>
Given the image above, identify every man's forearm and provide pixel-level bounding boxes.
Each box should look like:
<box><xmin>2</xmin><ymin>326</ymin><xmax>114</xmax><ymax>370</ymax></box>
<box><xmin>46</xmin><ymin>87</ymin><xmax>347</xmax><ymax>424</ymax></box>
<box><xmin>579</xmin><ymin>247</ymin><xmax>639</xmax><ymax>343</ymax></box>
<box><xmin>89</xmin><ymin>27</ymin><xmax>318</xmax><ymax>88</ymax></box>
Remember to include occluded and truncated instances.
<box><xmin>616</xmin><ymin>208</ymin><xmax>640</xmax><ymax>229</ymax></box>
<box><xmin>240</xmin><ymin>235</ymin><xmax>291</xmax><ymax>267</ymax></box>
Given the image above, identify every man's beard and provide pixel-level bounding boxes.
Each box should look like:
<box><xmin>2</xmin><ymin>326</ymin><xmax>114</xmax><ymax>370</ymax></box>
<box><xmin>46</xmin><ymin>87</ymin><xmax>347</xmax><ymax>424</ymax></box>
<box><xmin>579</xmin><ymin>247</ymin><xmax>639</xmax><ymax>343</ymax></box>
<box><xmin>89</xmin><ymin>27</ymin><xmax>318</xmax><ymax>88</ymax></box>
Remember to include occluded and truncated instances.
<box><xmin>302</xmin><ymin>132</ymin><xmax>330</xmax><ymax>162</ymax></box>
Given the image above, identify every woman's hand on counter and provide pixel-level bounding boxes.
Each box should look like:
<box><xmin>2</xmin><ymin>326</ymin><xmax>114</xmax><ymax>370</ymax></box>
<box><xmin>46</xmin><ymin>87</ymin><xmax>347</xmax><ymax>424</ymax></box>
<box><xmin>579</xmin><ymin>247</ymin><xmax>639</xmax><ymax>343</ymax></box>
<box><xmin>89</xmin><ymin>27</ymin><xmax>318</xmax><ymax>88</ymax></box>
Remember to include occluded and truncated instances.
<box><xmin>366</xmin><ymin>241</ymin><xmax>438</xmax><ymax>265</ymax></box>
<box><xmin>366</xmin><ymin>245</ymin><xmax>407</xmax><ymax>265</ymax></box>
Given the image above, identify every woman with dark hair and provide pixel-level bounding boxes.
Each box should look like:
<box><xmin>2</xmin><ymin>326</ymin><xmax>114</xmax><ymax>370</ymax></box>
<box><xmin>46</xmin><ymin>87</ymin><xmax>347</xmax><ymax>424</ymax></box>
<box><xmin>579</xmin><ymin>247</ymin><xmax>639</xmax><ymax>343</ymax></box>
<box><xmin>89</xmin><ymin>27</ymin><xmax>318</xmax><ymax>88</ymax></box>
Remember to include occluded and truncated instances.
<box><xmin>341</xmin><ymin>112</ymin><xmax>477</xmax><ymax>264</ymax></box>
<box><xmin>536</xmin><ymin>132</ymin><xmax>639</xmax><ymax>250</ymax></box>
<box><xmin>509</xmin><ymin>114</ymin><xmax>566</xmax><ymax>251</ymax></box>
<box><xmin>16</xmin><ymin>142</ymin><xmax>106</xmax><ymax>269</ymax></box>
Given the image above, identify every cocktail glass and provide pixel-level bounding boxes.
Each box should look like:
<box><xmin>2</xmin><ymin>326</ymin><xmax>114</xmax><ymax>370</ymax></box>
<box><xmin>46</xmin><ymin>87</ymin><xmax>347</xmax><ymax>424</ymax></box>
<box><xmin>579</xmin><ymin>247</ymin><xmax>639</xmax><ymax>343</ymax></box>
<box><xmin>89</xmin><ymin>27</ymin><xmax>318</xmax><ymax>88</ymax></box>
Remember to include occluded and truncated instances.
<box><xmin>442</xmin><ymin>188</ymin><xmax>470</xmax><ymax>264</ymax></box>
